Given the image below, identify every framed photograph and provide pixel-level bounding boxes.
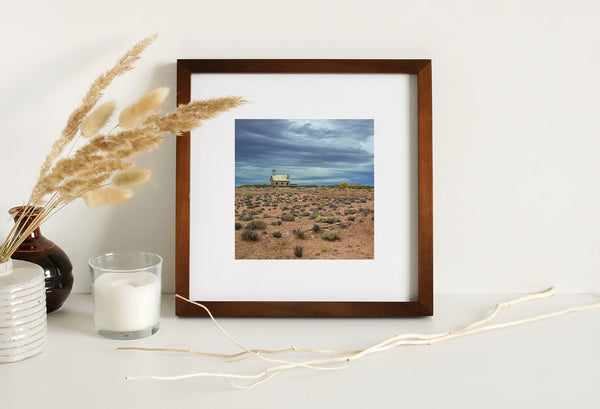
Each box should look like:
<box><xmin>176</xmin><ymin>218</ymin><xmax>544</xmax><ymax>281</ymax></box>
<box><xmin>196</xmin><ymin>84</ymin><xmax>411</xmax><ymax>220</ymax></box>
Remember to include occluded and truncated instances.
<box><xmin>176</xmin><ymin>60</ymin><xmax>432</xmax><ymax>317</ymax></box>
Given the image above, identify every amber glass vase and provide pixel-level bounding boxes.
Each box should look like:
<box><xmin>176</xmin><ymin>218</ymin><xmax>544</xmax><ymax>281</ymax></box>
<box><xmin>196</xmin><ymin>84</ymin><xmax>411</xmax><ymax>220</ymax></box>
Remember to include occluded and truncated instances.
<box><xmin>9</xmin><ymin>206</ymin><xmax>73</xmax><ymax>312</ymax></box>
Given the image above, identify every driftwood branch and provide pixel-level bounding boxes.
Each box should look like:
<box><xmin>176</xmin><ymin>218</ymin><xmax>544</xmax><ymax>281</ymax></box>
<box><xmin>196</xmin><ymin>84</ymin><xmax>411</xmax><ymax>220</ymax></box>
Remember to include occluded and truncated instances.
<box><xmin>121</xmin><ymin>288</ymin><xmax>600</xmax><ymax>388</ymax></box>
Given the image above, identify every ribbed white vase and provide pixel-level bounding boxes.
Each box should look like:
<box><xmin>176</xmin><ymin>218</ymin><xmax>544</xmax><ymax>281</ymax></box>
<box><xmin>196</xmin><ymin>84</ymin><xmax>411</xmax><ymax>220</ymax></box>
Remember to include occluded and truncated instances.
<box><xmin>0</xmin><ymin>259</ymin><xmax>47</xmax><ymax>363</ymax></box>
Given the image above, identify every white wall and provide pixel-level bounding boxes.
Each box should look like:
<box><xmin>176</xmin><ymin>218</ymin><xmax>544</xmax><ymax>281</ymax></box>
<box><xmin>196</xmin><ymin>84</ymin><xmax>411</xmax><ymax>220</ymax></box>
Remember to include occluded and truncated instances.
<box><xmin>0</xmin><ymin>0</ymin><xmax>599</xmax><ymax>294</ymax></box>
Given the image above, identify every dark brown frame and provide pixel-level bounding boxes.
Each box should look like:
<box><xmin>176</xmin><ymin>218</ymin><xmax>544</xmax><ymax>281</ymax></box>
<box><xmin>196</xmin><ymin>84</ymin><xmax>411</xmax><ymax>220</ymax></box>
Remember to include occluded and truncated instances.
<box><xmin>176</xmin><ymin>59</ymin><xmax>433</xmax><ymax>317</ymax></box>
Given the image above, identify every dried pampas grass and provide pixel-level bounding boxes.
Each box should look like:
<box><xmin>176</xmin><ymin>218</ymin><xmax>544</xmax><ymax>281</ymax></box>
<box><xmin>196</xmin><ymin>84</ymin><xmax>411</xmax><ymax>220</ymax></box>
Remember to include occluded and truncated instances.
<box><xmin>37</xmin><ymin>34</ymin><xmax>158</xmax><ymax>180</ymax></box>
<box><xmin>157</xmin><ymin>97</ymin><xmax>246</xmax><ymax>135</ymax></box>
<box><xmin>119</xmin><ymin>87</ymin><xmax>169</xmax><ymax>129</ymax></box>
<box><xmin>80</xmin><ymin>101</ymin><xmax>116</xmax><ymax>137</ymax></box>
<box><xmin>0</xmin><ymin>35</ymin><xmax>244</xmax><ymax>263</ymax></box>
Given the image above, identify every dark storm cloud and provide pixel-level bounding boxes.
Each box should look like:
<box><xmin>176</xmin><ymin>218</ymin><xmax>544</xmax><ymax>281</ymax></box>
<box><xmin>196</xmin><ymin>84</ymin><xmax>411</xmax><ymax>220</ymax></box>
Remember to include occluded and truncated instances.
<box><xmin>235</xmin><ymin>119</ymin><xmax>374</xmax><ymax>186</ymax></box>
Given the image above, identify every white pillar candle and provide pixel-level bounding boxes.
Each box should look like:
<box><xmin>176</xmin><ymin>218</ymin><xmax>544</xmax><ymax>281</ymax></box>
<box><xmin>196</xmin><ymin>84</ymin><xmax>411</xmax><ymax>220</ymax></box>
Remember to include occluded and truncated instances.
<box><xmin>93</xmin><ymin>272</ymin><xmax>160</xmax><ymax>332</ymax></box>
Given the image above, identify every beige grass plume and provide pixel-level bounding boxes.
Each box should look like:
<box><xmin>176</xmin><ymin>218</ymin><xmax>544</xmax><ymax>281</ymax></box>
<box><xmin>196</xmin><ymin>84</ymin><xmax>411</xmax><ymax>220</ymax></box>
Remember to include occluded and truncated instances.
<box><xmin>84</xmin><ymin>187</ymin><xmax>133</xmax><ymax>207</ymax></box>
<box><xmin>0</xmin><ymin>35</ymin><xmax>244</xmax><ymax>263</ymax></box>
<box><xmin>119</xmin><ymin>87</ymin><xmax>169</xmax><ymax>129</ymax></box>
<box><xmin>112</xmin><ymin>168</ymin><xmax>152</xmax><ymax>187</ymax></box>
<box><xmin>156</xmin><ymin>97</ymin><xmax>246</xmax><ymax>135</ymax></box>
<box><xmin>35</xmin><ymin>34</ymin><xmax>157</xmax><ymax>182</ymax></box>
<box><xmin>80</xmin><ymin>101</ymin><xmax>116</xmax><ymax>137</ymax></box>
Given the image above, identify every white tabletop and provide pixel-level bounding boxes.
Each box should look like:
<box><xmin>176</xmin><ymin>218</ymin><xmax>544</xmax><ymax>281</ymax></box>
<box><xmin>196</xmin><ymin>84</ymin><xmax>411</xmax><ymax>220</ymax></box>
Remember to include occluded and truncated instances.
<box><xmin>2</xmin><ymin>293</ymin><xmax>598</xmax><ymax>408</ymax></box>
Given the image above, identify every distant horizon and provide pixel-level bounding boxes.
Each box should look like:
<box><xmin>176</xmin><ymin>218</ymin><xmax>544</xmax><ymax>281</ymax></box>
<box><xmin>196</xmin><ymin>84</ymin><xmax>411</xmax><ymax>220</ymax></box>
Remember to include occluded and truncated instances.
<box><xmin>235</xmin><ymin>182</ymin><xmax>374</xmax><ymax>187</ymax></box>
<box><xmin>235</xmin><ymin>119</ymin><xmax>374</xmax><ymax>187</ymax></box>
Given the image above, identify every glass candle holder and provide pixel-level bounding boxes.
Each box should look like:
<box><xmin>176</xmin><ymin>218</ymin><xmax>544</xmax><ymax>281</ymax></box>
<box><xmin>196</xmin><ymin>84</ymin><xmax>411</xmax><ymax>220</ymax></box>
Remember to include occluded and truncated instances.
<box><xmin>89</xmin><ymin>251</ymin><xmax>162</xmax><ymax>340</ymax></box>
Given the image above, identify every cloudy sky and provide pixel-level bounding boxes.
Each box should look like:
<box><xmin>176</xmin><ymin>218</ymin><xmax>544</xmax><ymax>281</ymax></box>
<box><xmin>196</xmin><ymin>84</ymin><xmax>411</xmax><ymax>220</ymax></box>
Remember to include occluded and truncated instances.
<box><xmin>235</xmin><ymin>119</ymin><xmax>374</xmax><ymax>186</ymax></box>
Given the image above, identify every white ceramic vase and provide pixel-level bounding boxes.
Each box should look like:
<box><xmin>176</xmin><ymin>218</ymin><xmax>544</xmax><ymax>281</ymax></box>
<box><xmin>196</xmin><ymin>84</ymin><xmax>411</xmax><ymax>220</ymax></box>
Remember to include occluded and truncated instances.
<box><xmin>0</xmin><ymin>259</ymin><xmax>47</xmax><ymax>363</ymax></box>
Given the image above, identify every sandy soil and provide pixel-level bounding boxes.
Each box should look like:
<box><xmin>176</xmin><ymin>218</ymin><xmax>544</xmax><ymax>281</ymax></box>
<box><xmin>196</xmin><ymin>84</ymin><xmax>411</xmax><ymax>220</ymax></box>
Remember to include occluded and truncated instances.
<box><xmin>235</xmin><ymin>186</ymin><xmax>374</xmax><ymax>260</ymax></box>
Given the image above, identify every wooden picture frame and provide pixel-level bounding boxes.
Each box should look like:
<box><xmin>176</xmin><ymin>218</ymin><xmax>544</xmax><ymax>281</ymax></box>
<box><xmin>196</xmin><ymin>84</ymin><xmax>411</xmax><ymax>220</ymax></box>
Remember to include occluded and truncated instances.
<box><xmin>176</xmin><ymin>59</ymin><xmax>432</xmax><ymax>317</ymax></box>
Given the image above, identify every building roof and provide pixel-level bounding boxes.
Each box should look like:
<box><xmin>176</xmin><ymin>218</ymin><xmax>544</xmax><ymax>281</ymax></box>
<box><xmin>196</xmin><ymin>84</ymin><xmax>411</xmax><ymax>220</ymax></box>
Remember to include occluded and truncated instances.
<box><xmin>271</xmin><ymin>174</ymin><xmax>290</xmax><ymax>182</ymax></box>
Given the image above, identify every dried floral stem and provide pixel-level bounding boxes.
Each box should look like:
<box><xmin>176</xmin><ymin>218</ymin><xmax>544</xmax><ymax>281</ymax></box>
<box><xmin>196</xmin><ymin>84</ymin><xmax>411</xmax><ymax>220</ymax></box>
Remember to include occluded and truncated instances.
<box><xmin>119</xmin><ymin>87</ymin><xmax>169</xmax><ymax>129</ymax></box>
<box><xmin>122</xmin><ymin>288</ymin><xmax>600</xmax><ymax>388</ymax></box>
<box><xmin>35</xmin><ymin>35</ymin><xmax>157</xmax><ymax>186</ymax></box>
<box><xmin>155</xmin><ymin>97</ymin><xmax>247</xmax><ymax>134</ymax></box>
<box><xmin>29</xmin><ymin>96</ymin><xmax>244</xmax><ymax>205</ymax></box>
<box><xmin>0</xmin><ymin>196</ymin><xmax>62</xmax><ymax>263</ymax></box>
<box><xmin>0</xmin><ymin>35</ymin><xmax>244</xmax><ymax>266</ymax></box>
<box><xmin>80</xmin><ymin>101</ymin><xmax>116</xmax><ymax>138</ymax></box>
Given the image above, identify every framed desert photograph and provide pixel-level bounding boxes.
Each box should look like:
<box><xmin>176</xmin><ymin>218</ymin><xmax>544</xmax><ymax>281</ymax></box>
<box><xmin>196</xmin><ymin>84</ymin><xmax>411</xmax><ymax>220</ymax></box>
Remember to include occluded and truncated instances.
<box><xmin>176</xmin><ymin>60</ymin><xmax>432</xmax><ymax>317</ymax></box>
<box><xmin>235</xmin><ymin>118</ymin><xmax>375</xmax><ymax>260</ymax></box>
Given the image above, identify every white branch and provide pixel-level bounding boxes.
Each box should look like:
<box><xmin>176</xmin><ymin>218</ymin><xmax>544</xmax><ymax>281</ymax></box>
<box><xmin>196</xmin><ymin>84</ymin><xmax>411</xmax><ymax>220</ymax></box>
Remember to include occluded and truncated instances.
<box><xmin>122</xmin><ymin>287</ymin><xmax>600</xmax><ymax>388</ymax></box>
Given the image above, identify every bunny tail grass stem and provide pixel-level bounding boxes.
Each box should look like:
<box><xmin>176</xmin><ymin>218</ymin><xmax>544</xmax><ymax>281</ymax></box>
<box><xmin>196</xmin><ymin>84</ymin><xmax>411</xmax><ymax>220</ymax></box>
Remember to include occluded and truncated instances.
<box><xmin>81</xmin><ymin>101</ymin><xmax>117</xmax><ymax>138</ymax></box>
<box><xmin>119</xmin><ymin>87</ymin><xmax>169</xmax><ymax>129</ymax></box>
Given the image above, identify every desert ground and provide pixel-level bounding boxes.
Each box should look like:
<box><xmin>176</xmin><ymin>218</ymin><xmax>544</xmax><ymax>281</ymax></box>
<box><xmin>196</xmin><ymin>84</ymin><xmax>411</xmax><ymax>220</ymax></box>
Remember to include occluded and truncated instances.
<box><xmin>235</xmin><ymin>186</ymin><xmax>374</xmax><ymax>259</ymax></box>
